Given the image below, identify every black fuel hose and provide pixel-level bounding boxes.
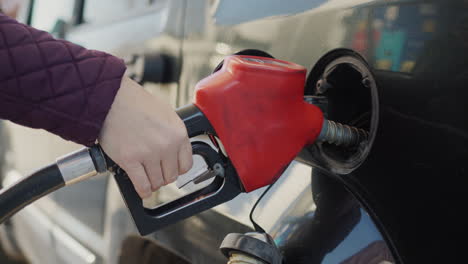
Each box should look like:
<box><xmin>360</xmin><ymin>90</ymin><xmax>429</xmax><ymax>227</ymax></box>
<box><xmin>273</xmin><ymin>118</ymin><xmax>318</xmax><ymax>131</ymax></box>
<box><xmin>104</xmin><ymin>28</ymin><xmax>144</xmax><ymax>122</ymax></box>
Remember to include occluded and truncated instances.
<box><xmin>0</xmin><ymin>146</ymin><xmax>108</xmax><ymax>224</ymax></box>
<box><xmin>0</xmin><ymin>164</ymin><xmax>64</xmax><ymax>224</ymax></box>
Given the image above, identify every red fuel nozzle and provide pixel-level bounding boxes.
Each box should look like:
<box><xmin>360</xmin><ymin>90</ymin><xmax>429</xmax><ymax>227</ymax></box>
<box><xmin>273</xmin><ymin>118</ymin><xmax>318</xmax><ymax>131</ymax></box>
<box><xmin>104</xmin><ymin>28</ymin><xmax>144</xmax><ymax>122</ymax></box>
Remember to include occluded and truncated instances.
<box><xmin>194</xmin><ymin>55</ymin><xmax>324</xmax><ymax>192</ymax></box>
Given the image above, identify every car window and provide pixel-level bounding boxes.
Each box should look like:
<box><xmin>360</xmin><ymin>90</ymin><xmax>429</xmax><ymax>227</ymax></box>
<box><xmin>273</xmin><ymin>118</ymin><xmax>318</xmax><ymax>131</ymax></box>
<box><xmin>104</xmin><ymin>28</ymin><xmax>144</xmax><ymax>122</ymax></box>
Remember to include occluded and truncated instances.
<box><xmin>30</xmin><ymin>0</ymin><xmax>75</xmax><ymax>33</ymax></box>
<box><xmin>84</xmin><ymin>0</ymin><xmax>148</xmax><ymax>24</ymax></box>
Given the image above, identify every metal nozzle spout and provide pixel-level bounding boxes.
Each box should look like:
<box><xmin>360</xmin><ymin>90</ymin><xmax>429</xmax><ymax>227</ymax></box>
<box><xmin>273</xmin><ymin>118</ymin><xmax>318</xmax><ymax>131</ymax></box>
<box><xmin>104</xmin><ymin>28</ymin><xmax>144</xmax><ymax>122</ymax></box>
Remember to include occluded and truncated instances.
<box><xmin>318</xmin><ymin>119</ymin><xmax>369</xmax><ymax>147</ymax></box>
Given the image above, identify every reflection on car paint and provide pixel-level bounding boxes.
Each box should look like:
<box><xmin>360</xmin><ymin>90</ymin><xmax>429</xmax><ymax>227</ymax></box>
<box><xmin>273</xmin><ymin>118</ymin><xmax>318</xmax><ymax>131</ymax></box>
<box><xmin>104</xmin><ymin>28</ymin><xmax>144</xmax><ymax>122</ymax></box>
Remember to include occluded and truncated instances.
<box><xmin>347</xmin><ymin>2</ymin><xmax>439</xmax><ymax>74</ymax></box>
<box><xmin>253</xmin><ymin>164</ymin><xmax>395</xmax><ymax>263</ymax></box>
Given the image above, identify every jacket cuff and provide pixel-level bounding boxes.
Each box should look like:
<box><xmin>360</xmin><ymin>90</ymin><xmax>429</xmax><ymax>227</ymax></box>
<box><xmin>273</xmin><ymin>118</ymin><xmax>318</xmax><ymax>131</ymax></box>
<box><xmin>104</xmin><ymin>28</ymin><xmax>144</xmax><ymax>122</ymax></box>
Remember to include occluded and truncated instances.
<box><xmin>57</xmin><ymin>55</ymin><xmax>127</xmax><ymax>147</ymax></box>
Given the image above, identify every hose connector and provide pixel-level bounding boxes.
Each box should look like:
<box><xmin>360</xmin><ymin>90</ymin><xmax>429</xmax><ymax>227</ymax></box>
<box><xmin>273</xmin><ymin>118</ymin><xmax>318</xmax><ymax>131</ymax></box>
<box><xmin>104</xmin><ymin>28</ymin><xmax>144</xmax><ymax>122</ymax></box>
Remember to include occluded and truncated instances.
<box><xmin>56</xmin><ymin>148</ymin><xmax>99</xmax><ymax>186</ymax></box>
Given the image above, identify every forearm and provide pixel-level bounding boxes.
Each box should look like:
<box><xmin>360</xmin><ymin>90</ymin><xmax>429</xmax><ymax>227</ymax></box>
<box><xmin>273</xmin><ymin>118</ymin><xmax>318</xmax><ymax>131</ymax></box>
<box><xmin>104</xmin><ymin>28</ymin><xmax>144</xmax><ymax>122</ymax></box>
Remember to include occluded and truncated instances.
<box><xmin>0</xmin><ymin>13</ymin><xmax>126</xmax><ymax>146</ymax></box>
<box><xmin>1</xmin><ymin>13</ymin><xmax>193</xmax><ymax>199</ymax></box>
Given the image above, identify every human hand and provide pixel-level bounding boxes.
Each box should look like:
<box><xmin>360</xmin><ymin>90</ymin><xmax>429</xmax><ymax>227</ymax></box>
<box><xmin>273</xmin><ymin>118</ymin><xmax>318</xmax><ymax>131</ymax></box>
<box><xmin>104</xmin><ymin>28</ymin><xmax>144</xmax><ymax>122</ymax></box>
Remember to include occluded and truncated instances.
<box><xmin>98</xmin><ymin>77</ymin><xmax>193</xmax><ymax>198</ymax></box>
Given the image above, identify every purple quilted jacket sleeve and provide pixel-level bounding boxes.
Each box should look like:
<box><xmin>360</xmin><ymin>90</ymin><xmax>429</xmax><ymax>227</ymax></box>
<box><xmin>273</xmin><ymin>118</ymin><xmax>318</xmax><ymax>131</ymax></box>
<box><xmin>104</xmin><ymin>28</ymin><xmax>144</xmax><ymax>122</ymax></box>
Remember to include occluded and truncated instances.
<box><xmin>0</xmin><ymin>13</ymin><xmax>126</xmax><ymax>146</ymax></box>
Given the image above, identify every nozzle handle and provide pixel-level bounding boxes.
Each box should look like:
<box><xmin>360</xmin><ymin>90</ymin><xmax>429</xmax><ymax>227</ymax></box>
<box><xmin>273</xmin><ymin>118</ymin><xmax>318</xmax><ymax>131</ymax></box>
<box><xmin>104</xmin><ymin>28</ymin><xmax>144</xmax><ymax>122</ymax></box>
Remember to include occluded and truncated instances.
<box><xmin>176</xmin><ymin>103</ymin><xmax>216</xmax><ymax>138</ymax></box>
<box><xmin>90</xmin><ymin>104</ymin><xmax>241</xmax><ymax>235</ymax></box>
<box><xmin>112</xmin><ymin>141</ymin><xmax>241</xmax><ymax>235</ymax></box>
